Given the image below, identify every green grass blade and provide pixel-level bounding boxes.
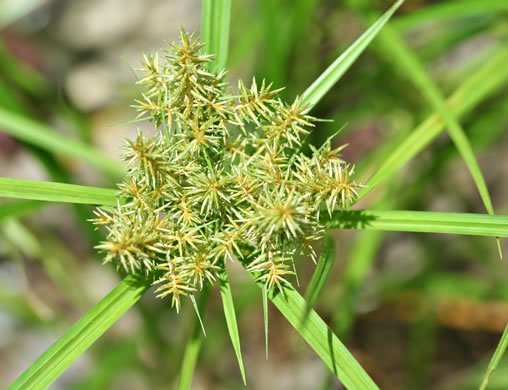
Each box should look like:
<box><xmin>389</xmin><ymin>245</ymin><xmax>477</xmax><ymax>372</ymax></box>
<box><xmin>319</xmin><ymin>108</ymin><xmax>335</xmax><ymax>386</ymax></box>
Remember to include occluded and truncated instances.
<box><xmin>0</xmin><ymin>72</ymin><xmax>106</xmax><ymax>244</ymax></box>
<box><xmin>479</xmin><ymin>322</ymin><xmax>508</xmax><ymax>390</ymax></box>
<box><xmin>214</xmin><ymin>0</ymin><xmax>231</xmax><ymax>73</ymax></box>
<box><xmin>7</xmin><ymin>274</ymin><xmax>150</xmax><ymax>390</ymax></box>
<box><xmin>190</xmin><ymin>294</ymin><xmax>206</xmax><ymax>337</ymax></box>
<box><xmin>0</xmin><ymin>177</ymin><xmax>117</xmax><ymax>205</ymax></box>
<box><xmin>201</xmin><ymin>0</ymin><xmax>231</xmax><ymax>73</ymax></box>
<box><xmin>303</xmin><ymin>233</ymin><xmax>336</xmax><ymax>319</ymax></box>
<box><xmin>0</xmin><ymin>107</ymin><xmax>124</xmax><ymax>179</ymax></box>
<box><xmin>258</xmin><ymin>0</ymin><xmax>290</xmax><ymax>89</ymax></box>
<box><xmin>392</xmin><ymin>0</ymin><xmax>508</xmax><ymax>31</ymax></box>
<box><xmin>357</xmin><ymin>46</ymin><xmax>508</xmax><ymax>201</ymax></box>
<box><xmin>258</xmin><ymin>280</ymin><xmax>379</xmax><ymax>389</ymax></box>
<box><xmin>370</xmin><ymin>24</ymin><xmax>498</xmax><ymax>232</ymax></box>
<box><xmin>324</xmin><ymin>210</ymin><xmax>508</xmax><ymax>237</ymax></box>
<box><xmin>201</xmin><ymin>0</ymin><xmax>212</xmax><ymax>61</ymax></box>
<box><xmin>178</xmin><ymin>286</ymin><xmax>211</xmax><ymax>390</ymax></box>
<box><xmin>0</xmin><ymin>200</ymin><xmax>44</xmax><ymax>221</ymax></box>
<box><xmin>300</xmin><ymin>0</ymin><xmax>403</xmax><ymax>109</ymax></box>
<box><xmin>262</xmin><ymin>285</ymin><xmax>269</xmax><ymax>360</ymax></box>
<box><xmin>219</xmin><ymin>271</ymin><xmax>246</xmax><ymax>385</ymax></box>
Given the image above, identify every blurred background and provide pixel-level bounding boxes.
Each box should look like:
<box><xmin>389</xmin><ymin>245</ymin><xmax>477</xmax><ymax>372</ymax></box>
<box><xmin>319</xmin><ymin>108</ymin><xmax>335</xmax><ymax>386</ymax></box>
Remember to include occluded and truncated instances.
<box><xmin>1</xmin><ymin>0</ymin><xmax>508</xmax><ymax>389</ymax></box>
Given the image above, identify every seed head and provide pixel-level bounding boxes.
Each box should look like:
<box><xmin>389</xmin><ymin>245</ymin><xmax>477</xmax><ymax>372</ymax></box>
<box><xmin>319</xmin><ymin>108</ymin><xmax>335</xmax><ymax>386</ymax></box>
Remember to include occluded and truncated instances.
<box><xmin>92</xmin><ymin>29</ymin><xmax>361</xmax><ymax>308</ymax></box>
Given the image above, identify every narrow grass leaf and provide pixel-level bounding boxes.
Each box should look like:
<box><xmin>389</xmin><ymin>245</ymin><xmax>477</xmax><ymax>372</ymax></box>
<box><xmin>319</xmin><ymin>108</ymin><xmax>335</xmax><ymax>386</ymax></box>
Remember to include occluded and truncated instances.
<box><xmin>256</xmin><ymin>279</ymin><xmax>379</xmax><ymax>389</ymax></box>
<box><xmin>214</xmin><ymin>0</ymin><xmax>231</xmax><ymax>73</ymax></box>
<box><xmin>0</xmin><ymin>75</ymin><xmax>106</xmax><ymax>243</ymax></box>
<box><xmin>324</xmin><ymin>210</ymin><xmax>508</xmax><ymax>237</ymax></box>
<box><xmin>190</xmin><ymin>294</ymin><xmax>206</xmax><ymax>337</ymax></box>
<box><xmin>357</xmin><ymin>46</ymin><xmax>508</xmax><ymax>201</ymax></box>
<box><xmin>392</xmin><ymin>0</ymin><xmax>508</xmax><ymax>31</ymax></box>
<box><xmin>219</xmin><ymin>271</ymin><xmax>246</xmax><ymax>385</ymax></box>
<box><xmin>262</xmin><ymin>285</ymin><xmax>269</xmax><ymax>360</ymax></box>
<box><xmin>178</xmin><ymin>286</ymin><xmax>211</xmax><ymax>390</ymax></box>
<box><xmin>7</xmin><ymin>274</ymin><xmax>150</xmax><ymax>390</ymax></box>
<box><xmin>0</xmin><ymin>107</ymin><xmax>124</xmax><ymax>179</ymax></box>
<box><xmin>257</xmin><ymin>0</ymin><xmax>320</xmax><ymax>91</ymax></box>
<box><xmin>479</xmin><ymin>322</ymin><xmax>508</xmax><ymax>390</ymax></box>
<box><xmin>370</xmin><ymin>23</ymin><xmax>500</xmax><ymax>253</ymax></box>
<box><xmin>259</xmin><ymin>0</ymin><xmax>290</xmax><ymax>89</ymax></box>
<box><xmin>303</xmin><ymin>233</ymin><xmax>336</xmax><ymax>320</ymax></box>
<box><xmin>0</xmin><ymin>177</ymin><xmax>117</xmax><ymax>205</ymax></box>
<box><xmin>300</xmin><ymin>0</ymin><xmax>403</xmax><ymax>109</ymax></box>
<box><xmin>201</xmin><ymin>0</ymin><xmax>231</xmax><ymax>73</ymax></box>
<box><xmin>201</xmin><ymin>0</ymin><xmax>212</xmax><ymax>59</ymax></box>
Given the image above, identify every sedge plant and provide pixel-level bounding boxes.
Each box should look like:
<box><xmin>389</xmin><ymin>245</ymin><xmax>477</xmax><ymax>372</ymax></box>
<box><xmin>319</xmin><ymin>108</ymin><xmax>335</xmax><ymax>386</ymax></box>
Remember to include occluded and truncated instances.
<box><xmin>2</xmin><ymin>1</ymin><xmax>508</xmax><ymax>389</ymax></box>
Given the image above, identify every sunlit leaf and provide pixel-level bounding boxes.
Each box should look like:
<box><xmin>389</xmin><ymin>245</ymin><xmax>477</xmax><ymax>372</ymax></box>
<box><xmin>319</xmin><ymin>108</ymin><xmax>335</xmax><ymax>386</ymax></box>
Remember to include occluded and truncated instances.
<box><xmin>7</xmin><ymin>275</ymin><xmax>150</xmax><ymax>390</ymax></box>
<box><xmin>0</xmin><ymin>177</ymin><xmax>117</xmax><ymax>205</ymax></box>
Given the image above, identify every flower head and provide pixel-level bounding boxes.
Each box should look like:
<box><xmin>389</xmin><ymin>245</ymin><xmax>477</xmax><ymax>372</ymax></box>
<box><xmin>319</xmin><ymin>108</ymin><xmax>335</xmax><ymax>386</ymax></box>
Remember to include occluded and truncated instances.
<box><xmin>92</xmin><ymin>29</ymin><xmax>360</xmax><ymax>308</ymax></box>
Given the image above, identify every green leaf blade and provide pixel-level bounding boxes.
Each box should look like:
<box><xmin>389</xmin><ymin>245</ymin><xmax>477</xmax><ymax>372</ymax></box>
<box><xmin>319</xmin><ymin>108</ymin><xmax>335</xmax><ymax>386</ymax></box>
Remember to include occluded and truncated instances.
<box><xmin>201</xmin><ymin>0</ymin><xmax>231</xmax><ymax>73</ymax></box>
<box><xmin>262</xmin><ymin>285</ymin><xmax>269</xmax><ymax>360</ymax></box>
<box><xmin>178</xmin><ymin>287</ymin><xmax>211</xmax><ymax>390</ymax></box>
<box><xmin>356</xmin><ymin>20</ymin><xmax>502</xmax><ymax>255</ymax></box>
<box><xmin>391</xmin><ymin>0</ymin><xmax>508</xmax><ymax>32</ymax></box>
<box><xmin>0</xmin><ymin>177</ymin><xmax>117</xmax><ymax>205</ymax></box>
<box><xmin>324</xmin><ymin>210</ymin><xmax>508</xmax><ymax>237</ymax></box>
<box><xmin>262</xmin><ymin>281</ymin><xmax>379</xmax><ymax>389</ymax></box>
<box><xmin>219</xmin><ymin>272</ymin><xmax>246</xmax><ymax>385</ymax></box>
<box><xmin>357</xmin><ymin>46</ymin><xmax>508</xmax><ymax>201</ymax></box>
<box><xmin>7</xmin><ymin>274</ymin><xmax>150</xmax><ymax>390</ymax></box>
<box><xmin>372</xmin><ymin>24</ymin><xmax>496</xmax><ymax>214</ymax></box>
<box><xmin>479</xmin><ymin>322</ymin><xmax>508</xmax><ymax>390</ymax></box>
<box><xmin>304</xmin><ymin>234</ymin><xmax>336</xmax><ymax>318</ymax></box>
<box><xmin>201</xmin><ymin>0</ymin><xmax>212</xmax><ymax>59</ymax></box>
<box><xmin>300</xmin><ymin>0</ymin><xmax>404</xmax><ymax>109</ymax></box>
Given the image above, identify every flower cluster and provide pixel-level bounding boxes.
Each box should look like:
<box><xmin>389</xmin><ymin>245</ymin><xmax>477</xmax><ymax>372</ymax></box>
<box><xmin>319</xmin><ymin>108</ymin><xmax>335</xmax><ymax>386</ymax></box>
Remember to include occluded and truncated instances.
<box><xmin>93</xmin><ymin>29</ymin><xmax>361</xmax><ymax>311</ymax></box>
